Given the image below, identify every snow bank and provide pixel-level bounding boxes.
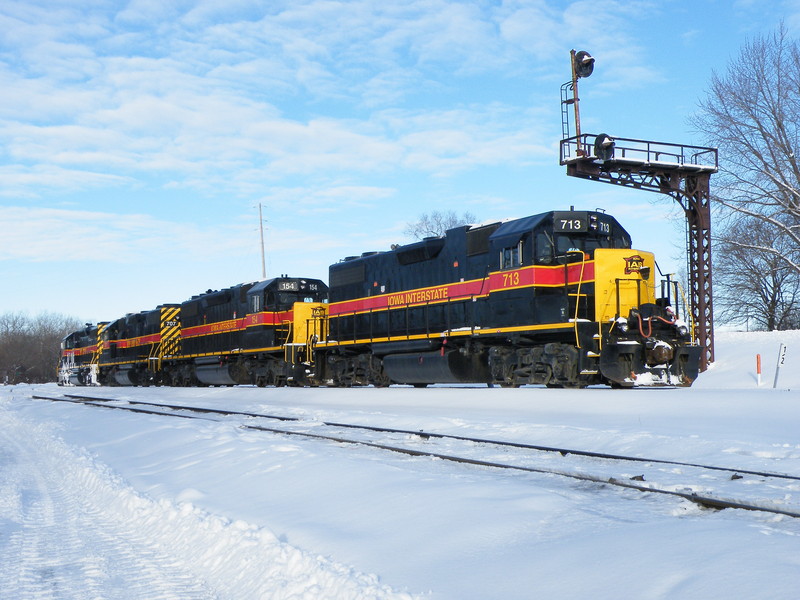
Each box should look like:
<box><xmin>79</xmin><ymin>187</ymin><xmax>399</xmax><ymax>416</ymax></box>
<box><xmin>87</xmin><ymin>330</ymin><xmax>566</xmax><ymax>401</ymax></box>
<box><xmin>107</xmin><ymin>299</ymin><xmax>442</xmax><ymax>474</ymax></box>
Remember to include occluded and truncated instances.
<box><xmin>0</xmin><ymin>403</ymin><xmax>417</xmax><ymax>599</ymax></box>
<box><xmin>694</xmin><ymin>329</ymin><xmax>799</xmax><ymax>389</ymax></box>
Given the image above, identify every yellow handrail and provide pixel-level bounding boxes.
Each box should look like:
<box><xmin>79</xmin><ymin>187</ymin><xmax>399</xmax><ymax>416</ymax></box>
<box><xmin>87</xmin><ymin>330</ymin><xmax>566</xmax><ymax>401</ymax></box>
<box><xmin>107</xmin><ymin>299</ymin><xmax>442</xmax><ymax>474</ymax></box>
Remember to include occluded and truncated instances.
<box><xmin>567</xmin><ymin>250</ymin><xmax>588</xmax><ymax>348</ymax></box>
<box><xmin>675</xmin><ymin>280</ymin><xmax>697</xmax><ymax>343</ymax></box>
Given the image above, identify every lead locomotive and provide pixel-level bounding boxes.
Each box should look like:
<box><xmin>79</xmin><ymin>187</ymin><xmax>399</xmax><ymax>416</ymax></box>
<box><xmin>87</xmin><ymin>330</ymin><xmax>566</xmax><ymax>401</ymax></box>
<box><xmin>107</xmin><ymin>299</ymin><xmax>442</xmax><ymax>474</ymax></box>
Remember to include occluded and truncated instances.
<box><xmin>60</xmin><ymin>209</ymin><xmax>700</xmax><ymax>388</ymax></box>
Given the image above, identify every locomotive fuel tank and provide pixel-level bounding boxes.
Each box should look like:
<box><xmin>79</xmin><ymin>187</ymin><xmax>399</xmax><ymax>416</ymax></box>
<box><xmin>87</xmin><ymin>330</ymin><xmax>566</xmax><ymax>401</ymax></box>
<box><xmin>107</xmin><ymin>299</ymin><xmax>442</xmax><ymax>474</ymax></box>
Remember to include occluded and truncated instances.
<box><xmin>382</xmin><ymin>349</ymin><xmax>491</xmax><ymax>385</ymax></box>
<box><xmin>194</xmin><ymin>361</ymin><xmax>239</xmax><ymax>386</ymax></box>
<box><xmin>112</xmin><ymin>366</ymin><xmax>136</xmax><ymax>386</ymax></box>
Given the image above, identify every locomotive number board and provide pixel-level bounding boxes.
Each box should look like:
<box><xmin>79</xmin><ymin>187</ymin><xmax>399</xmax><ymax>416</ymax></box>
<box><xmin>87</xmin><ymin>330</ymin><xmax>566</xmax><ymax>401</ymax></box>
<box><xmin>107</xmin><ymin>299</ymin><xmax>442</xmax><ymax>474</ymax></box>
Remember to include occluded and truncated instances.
<box><xmin>278</xmin><ymin>281</ymin><xmax>300</xmax><ymax>291</ymax></box>
<box><xmin>553</xmin><ymin>211</ymin><xmax>612</xmax><ymax>235</ymax></box>
<box><xmin>553</xmin><ymin>211</ymin><xmax>589</xmax><ymax>232</ymax></box>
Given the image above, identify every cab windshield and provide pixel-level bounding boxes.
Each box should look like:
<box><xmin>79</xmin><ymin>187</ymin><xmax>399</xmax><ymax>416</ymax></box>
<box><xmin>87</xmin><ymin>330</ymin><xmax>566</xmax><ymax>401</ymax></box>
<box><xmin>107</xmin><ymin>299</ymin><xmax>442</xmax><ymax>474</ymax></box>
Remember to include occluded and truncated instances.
<box><xmin>535</xmin><ymin>231</ymin><xmax>631</xmax><ymax>264</ymax></box>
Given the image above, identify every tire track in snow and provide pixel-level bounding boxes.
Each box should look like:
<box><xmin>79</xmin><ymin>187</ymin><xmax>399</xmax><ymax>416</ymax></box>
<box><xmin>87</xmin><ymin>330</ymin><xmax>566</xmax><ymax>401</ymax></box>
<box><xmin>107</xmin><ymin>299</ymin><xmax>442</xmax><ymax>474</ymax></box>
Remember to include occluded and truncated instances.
<box><xmin>0</xmin><ymin>402</ymin><xmax>418</xmax><ymax>599</ymax></box>
<box><xmin>0</xmin><ymin>410</ymin><xmax>218</xmax><ymax>599</ymax></box>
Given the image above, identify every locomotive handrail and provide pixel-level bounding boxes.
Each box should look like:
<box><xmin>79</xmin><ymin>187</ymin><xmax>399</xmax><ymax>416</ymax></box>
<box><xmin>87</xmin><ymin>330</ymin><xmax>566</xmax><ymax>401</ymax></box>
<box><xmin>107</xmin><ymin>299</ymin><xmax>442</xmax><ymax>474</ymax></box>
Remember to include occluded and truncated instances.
<box><xmin>148</xmin><ymin>341</ymin><xmax>161</xmax><ymax>371</ymax></box>
<box><xmin>560</xmin><ymin>133</ymin><xmax>718</xmax><ymax>171</ymax></box>
<box><xmin>674</xmin><ymin>280</ymin><xmax>697</xmax><ymax>343</ymax></box>
<box><xmin>614</xmin><ymin>277</ymin><xmax>646</xmax><ymax>319</ymax></box>
<box><xmin>282</xmin><ymin>321</ymin><xmax>294</xmax><ymax>363</ymax></box>
<box><xmin>658</xmin><ymin>276</ymin><xmax>697</xmax><ymax>344</ymax></box>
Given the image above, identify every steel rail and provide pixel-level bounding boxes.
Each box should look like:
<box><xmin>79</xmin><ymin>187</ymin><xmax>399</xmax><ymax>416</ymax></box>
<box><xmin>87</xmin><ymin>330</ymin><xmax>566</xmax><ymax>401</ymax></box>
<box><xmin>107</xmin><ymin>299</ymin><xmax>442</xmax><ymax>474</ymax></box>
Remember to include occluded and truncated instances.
<box><xmin>243</xmin><ymin>422</ymin><xmax>800</xmax><ymax>519</ymax></box>
<box><xmin>59</xmin><ymin>393</ymin><xmax>800</xmax><ymax>483</ymax></box>
<box><xmin>32</xmin><ymin>393</ymin><xmax>800</xmax><ymax>519</ymax></box>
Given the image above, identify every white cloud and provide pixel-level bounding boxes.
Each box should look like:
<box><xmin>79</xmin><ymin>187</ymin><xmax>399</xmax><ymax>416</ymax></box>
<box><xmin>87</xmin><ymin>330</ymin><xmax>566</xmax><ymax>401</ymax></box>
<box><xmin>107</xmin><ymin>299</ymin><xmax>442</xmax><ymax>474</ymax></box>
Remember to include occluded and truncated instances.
<box><xmin>0</xmin><ymin>1</ymin><xmax>678</xmax><ymax>203</ymax></box>
<box><xmin>257</xmin><ymin>184</ymin><xmax>396</xmax><ymax>214</ymax></box>
<box><xmin>497</xmin><ymin>0</ymin><xmax>563</xmax><ymax>61</ymax></box>
<box><xmin>0</xmin><ymin>165</ymin><xmax>133</xmax><ymax>198</ymax></box>
<box><xmin>0</xmin><ymin>205</ymin><xmax>252</xmax><ymax>262</ymax></box>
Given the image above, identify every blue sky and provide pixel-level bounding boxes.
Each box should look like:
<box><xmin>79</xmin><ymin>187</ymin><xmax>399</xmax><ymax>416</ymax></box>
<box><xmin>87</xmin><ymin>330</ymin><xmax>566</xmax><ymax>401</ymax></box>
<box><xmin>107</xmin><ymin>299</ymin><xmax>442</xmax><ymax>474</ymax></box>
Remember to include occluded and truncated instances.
<box><xmin>1</xmin><ymin>0</ymin><xmax>797</xmax><ymax>323</ymax></box>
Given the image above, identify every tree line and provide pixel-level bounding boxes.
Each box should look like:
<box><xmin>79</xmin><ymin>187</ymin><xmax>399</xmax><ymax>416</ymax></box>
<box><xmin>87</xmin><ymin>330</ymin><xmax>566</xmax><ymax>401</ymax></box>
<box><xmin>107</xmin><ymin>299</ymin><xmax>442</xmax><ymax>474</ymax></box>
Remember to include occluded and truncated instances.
<box><xmin>0</xmin><ymin>312</ymin><xmax>82</xmax><ymax>384</ymax></box>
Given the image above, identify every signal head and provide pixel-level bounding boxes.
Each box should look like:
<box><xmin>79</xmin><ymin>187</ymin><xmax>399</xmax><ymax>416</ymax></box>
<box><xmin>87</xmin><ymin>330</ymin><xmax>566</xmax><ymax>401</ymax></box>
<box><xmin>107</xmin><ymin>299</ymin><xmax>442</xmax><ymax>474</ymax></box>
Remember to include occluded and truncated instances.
<box><xmin>573</xmin><ymin>50</ymin><xmax>595</xmax><ymax>78</ymax></box>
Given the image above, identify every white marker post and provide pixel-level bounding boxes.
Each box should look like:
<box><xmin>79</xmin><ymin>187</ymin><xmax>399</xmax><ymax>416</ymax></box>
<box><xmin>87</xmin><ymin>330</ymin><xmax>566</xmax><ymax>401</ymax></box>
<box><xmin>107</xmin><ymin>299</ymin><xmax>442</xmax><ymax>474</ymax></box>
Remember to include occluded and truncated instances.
<box><xmin>773</xmin><ymin>343</ymin><xmax>787</xmax><ymax>389</ymax></box>
<box><xmin>757</xmin><ymin>354</ymin><xmax>762</xmax><ymax>387</ymax></box>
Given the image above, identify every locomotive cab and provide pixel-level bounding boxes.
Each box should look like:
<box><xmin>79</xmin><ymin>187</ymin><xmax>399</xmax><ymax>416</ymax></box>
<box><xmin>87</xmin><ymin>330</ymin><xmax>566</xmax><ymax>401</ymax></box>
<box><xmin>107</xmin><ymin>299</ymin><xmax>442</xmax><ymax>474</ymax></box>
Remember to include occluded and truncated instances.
<box><xmin>244</xmin><ymin>277</ymin><xmax>329</xmax><ymax>385</ymax></box>
<box><xmin>531</xmin><ymin>210</ymin><xmax>632</xmax><ymax>266</ymax></box>
<box><xmin>245</xmin><ymin>277</ymin><xmax>328</xmax><ymax>357</ymax></box>
<box><xmin>485</xmin><ymin>210</ymin><xmax>632</xmax><ymax>327</ymax></box>
<box><xmin>246</xmin><ymin>277</ymin><xmax>327</xmax><ymax>313</ymax></box>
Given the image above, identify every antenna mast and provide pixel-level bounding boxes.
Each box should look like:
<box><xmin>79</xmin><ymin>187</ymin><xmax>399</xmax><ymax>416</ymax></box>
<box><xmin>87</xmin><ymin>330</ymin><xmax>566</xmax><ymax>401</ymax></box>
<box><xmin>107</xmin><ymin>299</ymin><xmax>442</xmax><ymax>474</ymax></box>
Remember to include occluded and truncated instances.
<box><xmin>259</xmin><ymin>203</ymin><xmax>266</xmax><ymax>279</ymax></box>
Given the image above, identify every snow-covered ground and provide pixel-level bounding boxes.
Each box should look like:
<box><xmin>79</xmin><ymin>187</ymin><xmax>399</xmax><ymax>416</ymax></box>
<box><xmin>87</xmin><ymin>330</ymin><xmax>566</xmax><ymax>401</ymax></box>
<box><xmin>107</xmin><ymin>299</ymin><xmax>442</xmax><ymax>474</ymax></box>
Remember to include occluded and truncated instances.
<box><xmin>1</xmin><ymin>330</ymin><xmax>799</xmax><ymax>599</ymax></box>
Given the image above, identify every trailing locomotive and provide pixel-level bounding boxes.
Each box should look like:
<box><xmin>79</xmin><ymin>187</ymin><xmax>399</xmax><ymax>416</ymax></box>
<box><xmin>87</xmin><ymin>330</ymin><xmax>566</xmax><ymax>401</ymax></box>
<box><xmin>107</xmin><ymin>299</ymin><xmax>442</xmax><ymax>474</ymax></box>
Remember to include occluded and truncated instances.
<box><xmin>60</xmin><ymin>277</ymin><xmax>328</xmax><ymax>388</ymax></box>
<box><xmin>59</xmin><ymin>324</ymin><xmax>102</xmax><ymax>386</ymax></box>
<box><xmin>59</xmin><ymin>209</ymin><xmax>701</xmax><ymax>388</ymax></box>
<box><xmin>176</xmin><ymin>277</ymin><xmax>327</xmax><ymax>387</ymax></box>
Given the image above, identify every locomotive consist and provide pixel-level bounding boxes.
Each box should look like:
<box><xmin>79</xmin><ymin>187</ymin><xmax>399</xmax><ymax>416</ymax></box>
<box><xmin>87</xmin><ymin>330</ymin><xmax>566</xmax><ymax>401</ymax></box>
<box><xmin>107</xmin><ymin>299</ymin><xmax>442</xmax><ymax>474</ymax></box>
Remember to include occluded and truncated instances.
<box><xmin>59</xmin><ymin>209</ymin><xmax>701</xmax><ymax>388</ymax></box>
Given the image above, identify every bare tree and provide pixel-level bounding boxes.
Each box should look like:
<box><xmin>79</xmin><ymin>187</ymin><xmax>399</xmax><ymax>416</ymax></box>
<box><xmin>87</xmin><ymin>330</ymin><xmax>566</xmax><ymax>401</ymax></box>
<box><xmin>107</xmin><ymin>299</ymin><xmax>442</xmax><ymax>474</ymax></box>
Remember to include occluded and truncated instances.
<box><xmin>691</xmin><ymin>23</ymin><xmax>800</xmax><ymax>329</ymax></box>
<box><xmin>404</xmin><ymin>210</ymin><xmax>478</xmax><ymax>240</ymax></box>
<box><xmin>714</xmin><ymin>217</ymin><xmax>800</xmax><ymax>330</ymax></box>
<box><xmin>0</xmin><ymin>312</ymin><xmax>83</xmax><ymax>383</ymax></box>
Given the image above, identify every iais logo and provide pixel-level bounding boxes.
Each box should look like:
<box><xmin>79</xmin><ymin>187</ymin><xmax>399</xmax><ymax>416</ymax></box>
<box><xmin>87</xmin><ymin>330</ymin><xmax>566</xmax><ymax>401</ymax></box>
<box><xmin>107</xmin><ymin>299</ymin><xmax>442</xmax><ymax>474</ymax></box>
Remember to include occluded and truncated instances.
<box><xmin>623</xmin><ymin>254</ymin><xmax>645</xmax><ymax>274</ymax></box>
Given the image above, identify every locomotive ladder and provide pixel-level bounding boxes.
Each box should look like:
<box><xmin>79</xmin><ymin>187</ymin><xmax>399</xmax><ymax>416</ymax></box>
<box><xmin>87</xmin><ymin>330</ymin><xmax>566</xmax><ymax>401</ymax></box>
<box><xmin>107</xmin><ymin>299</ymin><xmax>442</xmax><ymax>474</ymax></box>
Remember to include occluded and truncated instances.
<box><xmin>565</xmin><ymin>251</ymin><xmax>601</xmax><ymax>376</ymax></box>
<box><xmin>560</xmin><ymin>134</ymin><xmax>718</xmax><ymax>370</ymax></box>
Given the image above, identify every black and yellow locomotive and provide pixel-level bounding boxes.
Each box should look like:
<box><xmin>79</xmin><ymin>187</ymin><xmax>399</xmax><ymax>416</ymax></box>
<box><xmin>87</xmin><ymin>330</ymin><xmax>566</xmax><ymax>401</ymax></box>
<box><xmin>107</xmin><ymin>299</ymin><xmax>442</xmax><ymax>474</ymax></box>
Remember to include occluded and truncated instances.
<box><xmin>176</xmin><ymin>277</ymin><xmax>328</xmax><ymax>387</ymax></box>
<box><xmin>94</xmin><ymin>305</ymin><xmax>179</xmax><ymax>386</ymax></box>
<box><xmin>59</xmin><ymin>209</ymin><xmax>701</xmax><ymax>388</ymax></box>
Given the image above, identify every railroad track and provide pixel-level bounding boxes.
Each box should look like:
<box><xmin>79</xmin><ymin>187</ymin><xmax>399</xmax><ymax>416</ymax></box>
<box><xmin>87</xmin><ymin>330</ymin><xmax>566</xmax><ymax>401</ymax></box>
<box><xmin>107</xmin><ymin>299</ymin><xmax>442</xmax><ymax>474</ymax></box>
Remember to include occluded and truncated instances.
<box><xmin>33</xmin><ymin>393</ymin><xmax>800</xmax><ymax>519</ymax></box>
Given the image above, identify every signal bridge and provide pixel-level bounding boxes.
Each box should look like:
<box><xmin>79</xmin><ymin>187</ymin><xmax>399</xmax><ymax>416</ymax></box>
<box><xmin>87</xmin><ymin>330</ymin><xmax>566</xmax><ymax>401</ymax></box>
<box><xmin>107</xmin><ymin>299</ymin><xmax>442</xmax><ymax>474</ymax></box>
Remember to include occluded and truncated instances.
<box><xmin>560</xmin><ymin>133</ymin><xmax>718</xmax><ymax>370</ymax></box>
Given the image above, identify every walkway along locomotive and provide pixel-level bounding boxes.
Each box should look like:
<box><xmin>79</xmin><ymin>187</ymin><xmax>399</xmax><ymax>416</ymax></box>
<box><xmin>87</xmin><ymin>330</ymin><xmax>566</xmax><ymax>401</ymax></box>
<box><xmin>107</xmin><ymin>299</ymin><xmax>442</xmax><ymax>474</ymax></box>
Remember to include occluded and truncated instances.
<box><xmin>59</xmin><ymin>209</ymin><xmax>701</xmax><ymax>388</ymax></box>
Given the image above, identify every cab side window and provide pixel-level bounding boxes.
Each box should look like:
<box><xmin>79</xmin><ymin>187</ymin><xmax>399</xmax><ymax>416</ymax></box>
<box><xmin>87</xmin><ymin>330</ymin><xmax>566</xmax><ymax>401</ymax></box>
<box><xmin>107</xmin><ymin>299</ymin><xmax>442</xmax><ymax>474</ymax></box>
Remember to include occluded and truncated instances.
<box><xmin>501</xmin><ymin>242</ymin><xmax>522</xmax><ymax>269</ymax></box>
<box><xmin>249</xmin><ymin>294</ymin><xmax>261</xmax><ymax>314</ymax></box>
<box><xmin>535</xmin><ymin>234</ymin><xmax>554</xmax><ymax>264</ymax></box>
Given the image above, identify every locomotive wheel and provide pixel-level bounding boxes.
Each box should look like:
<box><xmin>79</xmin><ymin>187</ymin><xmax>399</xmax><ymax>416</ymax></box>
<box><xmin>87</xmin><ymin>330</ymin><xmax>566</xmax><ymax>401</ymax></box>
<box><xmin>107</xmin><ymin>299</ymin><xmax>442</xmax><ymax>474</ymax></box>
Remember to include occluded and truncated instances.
<box><xmin>154</xmin><ymin>371</ymin><xmax>170</xmax><ymax>386</ymax></box>
<box><xmin>370</xmin><ymin>368</ymin><xmax>391</xmax><ymax>388</ymax></box>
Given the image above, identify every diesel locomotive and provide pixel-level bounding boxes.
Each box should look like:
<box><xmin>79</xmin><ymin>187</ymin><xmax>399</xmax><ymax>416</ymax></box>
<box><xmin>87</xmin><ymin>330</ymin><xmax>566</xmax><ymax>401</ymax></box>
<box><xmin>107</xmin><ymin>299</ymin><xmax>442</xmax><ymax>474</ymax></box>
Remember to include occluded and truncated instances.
<box><xmin>59</xmin><ymin>208</ymin><xmax>701</xmax><ymax>388</ymax></box>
